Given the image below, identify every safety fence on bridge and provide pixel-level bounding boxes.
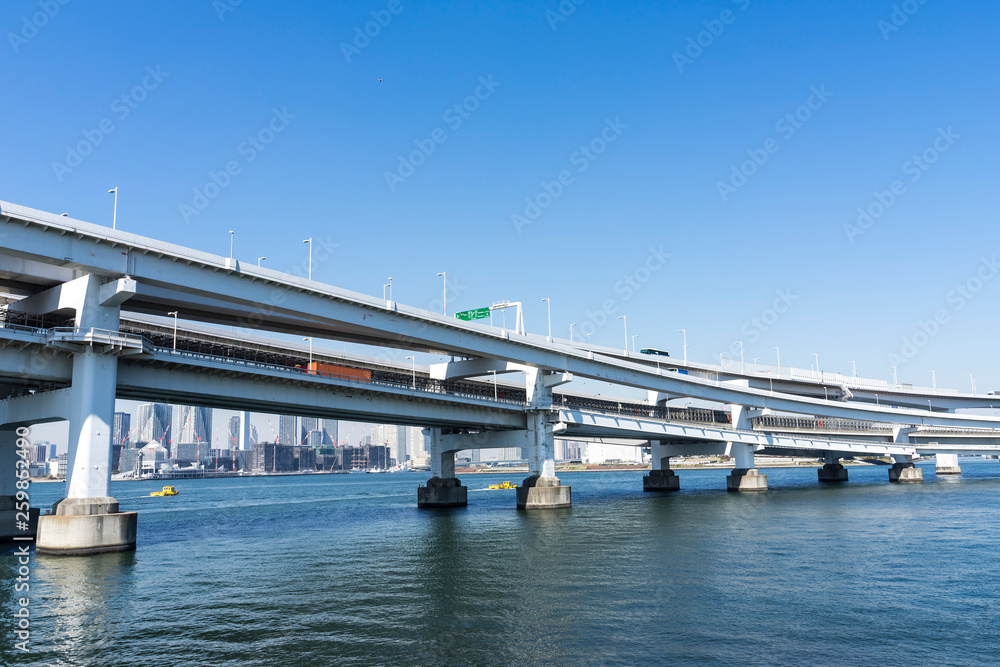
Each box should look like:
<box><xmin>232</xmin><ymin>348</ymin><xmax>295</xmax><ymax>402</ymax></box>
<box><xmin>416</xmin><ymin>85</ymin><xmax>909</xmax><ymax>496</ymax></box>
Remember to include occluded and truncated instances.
<box><xmin>751</xmin><ymin>415</ymin><xmax>891</xmax><ymax>433</ymax></box>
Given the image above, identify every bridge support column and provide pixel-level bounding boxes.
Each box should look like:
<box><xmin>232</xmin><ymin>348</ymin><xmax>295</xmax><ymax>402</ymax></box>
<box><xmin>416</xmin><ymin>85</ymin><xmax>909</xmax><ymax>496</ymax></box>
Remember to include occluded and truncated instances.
<box><xmin>888</xmin><ymin>455</ymin><xmax>923</xmax><ymax>483</ymax></box>
<box><xmin>643</xmin><ymin>440</ymin><xmax>679</xmax><ymax>492</ymax></box>
<box><xmin>37</xmin><ymin>349</ymin><xmax>137</xmax><ymax>555</ymax></box>
<box><xmin>417</xmin><ymin>428</ymin><xmax>466</xmax><ymax>508</ymax></box>
<box><xmin>29</xmin><ymin>275</ymin><xmax>138</xmax><ymax>555</ymax></box>
<box><xmin>517</xmin><ymin>369</ymin><xmax>571</xmax><ymax>509</ymax></box>
<box><xmin>0</xmin><ymin>429</ymin><xmax>39</xmax><ymax>542</ymax></box>
<box><xmin>727</xmin><ymin>441</ymin><xmax>767</xmax><ymax>492</ymax></box>
<box><xmin>935</xmin><ymin>453</ymin><xmax>961</xmax><ymax>475</ymax></box>
<box><xmin>818</xmin><ymin>453</ymin><xmax>849</xmax><ymax>483</ymax></box>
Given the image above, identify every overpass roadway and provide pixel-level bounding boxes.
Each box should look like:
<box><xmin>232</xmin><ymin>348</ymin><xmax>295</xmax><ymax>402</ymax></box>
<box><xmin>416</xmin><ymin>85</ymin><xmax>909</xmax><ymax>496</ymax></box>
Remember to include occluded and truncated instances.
<box><xmin>2</xmin><ymin>200</ymin><xmax>999</xmax><ymax>430</ymax></box>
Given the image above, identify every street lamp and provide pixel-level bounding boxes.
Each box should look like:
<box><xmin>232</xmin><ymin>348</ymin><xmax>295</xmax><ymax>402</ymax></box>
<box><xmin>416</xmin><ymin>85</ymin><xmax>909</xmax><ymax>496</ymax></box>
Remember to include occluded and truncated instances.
<box><xmin>678</xmin><ymin>329</ymin><xmax>687</xmax><ymax>364</ymax></box>
<box><xmin>108</xmin><ymin>187</ymin><xmax>118</xmax><ymax>229</ymax></box>
<box><xmin>737</xmin><ymin>340</ymin><xmax>745</xmax><ymax>374</ymax></box>
<box><xmin>168</xmin><ymin>311</ymin><xmax>178</xmax><ymax>350</ymax></box>
<box><xmin>586</xmin><ymin>333</ymin><xmax>592</xmax><ymax>356</ymax></box>
<box><xmin>488</xmin><ymin>369</ymin><xmax>498</xmax><ymax>400</ymax></box>
<box><xmin>931</xmin><ymin>370</ymin><xmax>936</xmax><ymax>391</ymax></box>
<box><xmin>772</xmin><ymin>346</ymin><xmax>780</xmax><ymax>375</ymax></box>
<box><xmin>383</xmin><ymin>277</ymin><xmax>393</xmax><ymax>301</ymax></box>
<box><xmin>850</xmin><ymin>360</ymin><xmax>857</xmax><ymax>378</ymax></box>
<box><xmin>302</xmin><ymin>238</ymin><xmax>312</xmax><ymax>280</ymax></box>
<box><xmin>632</xmin><ymin>334</ymin><xmax>639</xmax><ymax>354</ymax></box>
<box><xmin>406</xmin><ymin>356</ymin><xmax>416</xmax><ymax>389</ymax></box>
<box><xmin>257</xmin><ymin>256</ymin><xmax>266</xmax><ymax>266</ymax></box>
<box><xmin>570</xmin><ymin>322</ymin><xmax>577</xmax><ymax>342</ymax></box>
<box><xmin>542</xmin><ymin>297</ymin><xmax>552</xmax><ymax>341</ymax></box>
<box><xmin>892</xmin><ymin>365</ymin><xmax>898</xmax><ymax>387</ymax></box>
<box><xmin>229</xmin><ymin>230</ymin><xmax>235</xmax><ymax>259</ymax></box>
<box><xmin>619</xmin><ymin>315</ymin><xmax>628</xmax><ymax>355</ymax></box>
<box><xmin>303</xmin><ymin>337</ymin><xmax>313</xmax><ymax>367</ymax></box>
<box><xmin>812</xmin><ymin>353</ymin><xmax>819</xmax><ymax>377</ymax></box>
<box><xmin>437</xmin><ymin>272</ymin><xmax>447</xmax><ymax>316</ymax></box>
<box><xmin>970</xmin><ymin>374</ymin><xmax>977</xmax><ymax>395</ymax></box>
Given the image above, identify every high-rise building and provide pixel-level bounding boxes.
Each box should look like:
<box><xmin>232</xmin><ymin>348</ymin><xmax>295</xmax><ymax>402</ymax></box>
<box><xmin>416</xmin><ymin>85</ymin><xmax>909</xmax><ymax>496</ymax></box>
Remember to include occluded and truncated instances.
<box><xmin>279</xmin><ymin>415</ymin><xmax>297</xmax><ymax>445</ymax></box>
<box><xmin>30</xmin><ymin>443</ymin><xmax>48</xmax><ymax>464</ymax></box>
<box><xmin>249</xmin><ymin>424</ymin><xmax>259</xmax><ymax>445</ymax></box>
<box><xmin>321</xmin><ymin>419</ymin><xmax>337</xmax><ymax>446</ymax></box>
<box><xmin>113</xmin><ymin>412</ymin><xmax>131</xmax><ymax>449</ymax></box>
<box><xmin>371</xmin><ymin>424</ymin><xmax>406</xmax><ymax>466</ymax></box>
<box><xmin>136</xmin><ymin>403</ymin><xmax>171</xmax><ymax>445</ymax></box>
<box><xmin>174</xmin><ymin>405</ymin><xmax>212</xmax><ymax>447</ymax></box>
<box><xmin>307</xmin><ymin>430</ymin><xmax>323</xmax><ymax>447</ymax></box>
<box><xmin>228</xmin><ymin>415</ymin><xmax>241</xmax><ymax>449</ymax></box>
<box><xmin>300</xmin><ymin>417</ymin><xmax>318</xmax><ymax>444</ymax></box>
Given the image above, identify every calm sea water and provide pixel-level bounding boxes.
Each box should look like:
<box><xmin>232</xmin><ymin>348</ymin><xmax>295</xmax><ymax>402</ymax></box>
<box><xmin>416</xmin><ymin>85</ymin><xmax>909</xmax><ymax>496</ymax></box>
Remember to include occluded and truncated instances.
<box><xmin>3</xmin><ymin>461</ymin><xmax>1000</xmax><ymax>666</ymax></box>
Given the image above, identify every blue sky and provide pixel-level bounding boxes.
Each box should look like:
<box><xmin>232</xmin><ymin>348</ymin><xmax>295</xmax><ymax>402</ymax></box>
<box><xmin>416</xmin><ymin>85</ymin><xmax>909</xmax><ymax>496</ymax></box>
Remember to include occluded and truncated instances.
<box><xmin>4</xmin><ymin>0</ymin><xmax>999</xmax><ymax>439</ymax></box>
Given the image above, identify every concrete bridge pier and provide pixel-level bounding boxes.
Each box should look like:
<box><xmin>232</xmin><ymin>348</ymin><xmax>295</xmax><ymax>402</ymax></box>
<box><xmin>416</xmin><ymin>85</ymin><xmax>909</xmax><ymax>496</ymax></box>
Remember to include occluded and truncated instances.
<box><xmin>726</xmin><ymin>406</ymin><xmax>766</xmax><ymax>492</ymax></box>
<box><xmin>935</xmin><ymin>452</ymin><xmax>961</xmax><ymax>475</ymax></box>
<box><xmin>818</xmin><ymin>452</ymin><xmax>849</xmax><ymax>483</ymax></box>
<box><xmin>0</xmin><ymin>429</ymin><xmax>40</xmax><ymax>542</ymax></box>
<box><xmin>417</xmin><ymin>428</ymin><xmax>467</xmax><ymax>508</ymax></box>
<box><xmin>888</xmin><ymin>455</ymin><xmax>924</xmax><ymax>483</ymax></box>
<box><xmin>37</xmin><ymin>348</ymin><xmax>137</xmax><ymax>555</ymax></box>
<box><xmin>727</xmin><ymin>442</ymin><xmax>767</xmax><ymax>492</ymax></box>
<box><xmin>643</xmin><ymin>440</ymin><xmax>679</xmax><ymax>492</ymax></box>
<box><xmin>517</xmin><ymin>370</ymin><xmax>571</xmax><ymax>510</ymax></box>
<box><xmin>7</xmin><ymin>274</ymin><xmax>139</xmax><ymax>555</ymax></box>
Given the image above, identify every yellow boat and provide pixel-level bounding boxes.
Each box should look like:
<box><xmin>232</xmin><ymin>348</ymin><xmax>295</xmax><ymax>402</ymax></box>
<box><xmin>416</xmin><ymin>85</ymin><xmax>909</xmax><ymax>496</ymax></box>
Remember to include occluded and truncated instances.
<box><xmin>488</xmin><ymin>481</ymin><xmax>517</xmax><ymax>490</ymax></box>
<box><xmin>150</xmin><ymin>486</ymin><xmax>179</xmax><ymax>497</ymax></box>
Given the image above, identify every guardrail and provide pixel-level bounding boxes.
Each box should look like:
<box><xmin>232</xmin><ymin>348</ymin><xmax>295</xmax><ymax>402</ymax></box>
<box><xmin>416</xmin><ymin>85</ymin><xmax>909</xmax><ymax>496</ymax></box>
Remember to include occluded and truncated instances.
<box><xmin>752</xmin><ymin>415</ymin><xmax>891</xmax><ymax>433</ymax></box>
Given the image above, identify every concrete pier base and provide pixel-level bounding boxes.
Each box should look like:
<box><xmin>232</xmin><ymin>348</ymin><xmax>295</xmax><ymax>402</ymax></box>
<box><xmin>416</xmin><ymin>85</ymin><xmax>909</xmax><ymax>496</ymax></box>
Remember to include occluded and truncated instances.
<box><xmin>818</xmin><ymin>463</ymin><xmax>849</xmax><ymax>483</ymax></box>
<box><xmin>516</xmin><ymin>475</ymin><xmax>571</xmax><ymax>510</ymax></box>
<box><xmin>417</xmin><ymin>477</ymin><xmax>467</xmax><ymax>508</ymax></box>
<box><xmin>935</xmin><ymin>453</ymin><xmax>961</xmax><ymax>475</ymax></box>
<box><xmin>643</xmin><ymin>469</ymin><xmax>680</xmax><ymax>492</ymax></box>
<box><xmin>726</xmin><ymin>468</ymin><xmax>768</xmax><ymax>492</ymax></box>
<box><xmin>36</xmin><ymin>497</ymin><xmax>137</xmax><ymax>555</ymax></box>
<box><xmin>0</xmin><ymin>495</ymin><xmax>40</xmax><ymax>541</ymax></box>
<box><xmin>888</xmin><ymin>462</ymin><xmax>924</xmax><ymax>483</ymax></box>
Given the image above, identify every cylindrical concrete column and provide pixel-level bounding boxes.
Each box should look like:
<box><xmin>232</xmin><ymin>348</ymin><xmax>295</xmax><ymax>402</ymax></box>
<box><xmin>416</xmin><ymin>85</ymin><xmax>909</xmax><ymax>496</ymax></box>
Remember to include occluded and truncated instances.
<box><xmin>66</xmin><ymin>349</ymin><xmax>118</xmax><ymax>499</ymax></box>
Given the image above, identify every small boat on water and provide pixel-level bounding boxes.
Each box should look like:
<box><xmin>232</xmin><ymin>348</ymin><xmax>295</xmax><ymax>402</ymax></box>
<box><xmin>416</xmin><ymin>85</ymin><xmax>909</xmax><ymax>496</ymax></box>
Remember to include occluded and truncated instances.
<box><xmin>149</xmin><ymin>486</ymin><xmax>179</xmax><ymax>497</ymax></box>
<box><xmin>488</xmin><ymin>481</ymin><xmax>517</xmax><ymax>490</ymax></box>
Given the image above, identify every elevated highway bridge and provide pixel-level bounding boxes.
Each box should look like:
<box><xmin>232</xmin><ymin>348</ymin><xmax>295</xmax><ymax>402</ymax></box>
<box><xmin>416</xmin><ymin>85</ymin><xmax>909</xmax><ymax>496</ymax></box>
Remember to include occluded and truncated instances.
<box><xmin>1</xmin><ymin>199</ymin><xmax>998</xmax><ymax>554</ymax></box>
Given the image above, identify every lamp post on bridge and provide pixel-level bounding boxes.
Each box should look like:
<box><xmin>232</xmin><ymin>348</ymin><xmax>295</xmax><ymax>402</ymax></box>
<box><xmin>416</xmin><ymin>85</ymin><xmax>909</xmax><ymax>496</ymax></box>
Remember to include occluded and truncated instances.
<box><xmin>772</xmin><ymin>346</ymin><xmax>780</xmax><ymax>376</ymax></box>
<box><xmin>542</xmin><ymin>297</ymin><xmax>552</xmax><ymax>341</ymax></box>
<box><xmin>970</xmin><ymin>374</ymin><xmax>977</xmax><ymax>395</ymax></box>
<box><xmin>437</xmin><ymin>272</ymin><xmax>447</xmax><ymax>316</ymax></box>
<box><xmin>570</xmin><ymin>322</ymin><xmax>577</xmax><ymax>342</ymax></box>
<box><xmin>488</xmin><ymin>369</ymin><xmax>498</xmax><ymax>400</ymax></box>
<box><xmin>892</xmin><ymin>365</ymin><xmax>898</xmax><ymax>387</ymax></box>
<box><xmin>257</xmin><ymin>256</ymin><xmax>266</xmax><ymax>266</ymax></box>
<box><xmin>678</xmin><ymin>329</ymin><xmax>687</xmax><ymax>364</ymax></box>
<box><xmin>632</xmin><ymin>334</ymin><xmax>639</xmax><ymax>355</ymax></box>
<box><xmin>737</xmin><ymin>340</ymin><xmax>745</xmax><ymax>375</ymax></box>
<box><xmin>302</xmin><ymin>238</ymin><xmax>312</xmax><ymax>280</ymax></box>
<box><xmin>108</xmin><ymin>187</ymin><xmax>118</xmax><ymax>230</ymax></box>
<box><xmin>168</xmin><ymin>311</ymin><xmax>178</xmax><ymax>351</ymax></box>
<box><xmin>619</xmin><ymin>315</ymin><xmax>628</xmax><ymax>355</ymax></box>
<box><xmin>406</xmin><ymin>356</ymin><xmax>415</xmax><ymax>389</ymax></box>
<box><xmin>931</xmin><ymin>370</ymin><xmax>936</xmax><ymax>391</ymax></box>
<box><xmin>229</xmin><ymin>230</ymin><xmax>235</xmax><ymax>260</ymax></box>
<box><xmin>303</xmin><ymin>337</ymin><xmax>313</xmax><ymax>367</ymax></box>
<box><xmin>812</xmin><ymin>353</ymin><xmax>820</xmax><ymax>378</ymax></box>
<box><xmin>850</xmin><ymin>360</ymin><xmax>857</xmax><ymax>378</ymax></box>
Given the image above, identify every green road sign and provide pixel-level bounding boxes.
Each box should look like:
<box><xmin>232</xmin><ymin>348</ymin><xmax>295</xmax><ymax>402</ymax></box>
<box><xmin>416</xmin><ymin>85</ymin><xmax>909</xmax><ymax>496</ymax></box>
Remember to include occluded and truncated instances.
<box><xmin>455</xmin><ymin>307</ymin><xmax>490</xmax><ymax>321</ymax></box>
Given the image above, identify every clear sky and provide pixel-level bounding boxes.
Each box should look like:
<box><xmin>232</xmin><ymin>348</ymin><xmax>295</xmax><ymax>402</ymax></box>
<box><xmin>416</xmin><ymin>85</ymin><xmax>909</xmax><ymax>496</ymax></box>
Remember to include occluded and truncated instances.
<box><xmin>4</xmin><ymin>0</ymin><xmax>1000</xmax><ymax>448</ymax></box>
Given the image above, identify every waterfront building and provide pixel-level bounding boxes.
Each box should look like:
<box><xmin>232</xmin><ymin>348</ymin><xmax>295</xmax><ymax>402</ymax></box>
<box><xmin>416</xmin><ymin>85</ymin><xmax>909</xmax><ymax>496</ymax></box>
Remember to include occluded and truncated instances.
<box><xmin>113</xmin><ymin>412</ymin><xmax>131</xmax><ymax>449</ymax></box>
<box><xmin>300</xmin><ymin>417</ymin><xmax>318</xmax><ymax>444</ymax></box>
<box><xmin>228</xmin><ymin>415</ymin><xmax>240</xmax><ymax>449</ymax></box>
<box><xmin>321</xmin><ymin>419</ymin><xmax>337</xmax><ymax>446</ymax></box>
<box><xmin>252</xmin><ymin>442</ymin><xmax>297</xmax><ymax>473</ymax></box>
<box><xmin>278</xmin><ymin>415</ymin><xmax>297</xmax><ymax>445</ymax></box>
<box><xmin>137</xmin><ymin>403</ymin><xmax>171</xmax><ymax>448</ymax></box>
<box><xmin>174</xmin><ymin>405</ymin><xmax>212</xmax><ymax>449</ymax></box>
